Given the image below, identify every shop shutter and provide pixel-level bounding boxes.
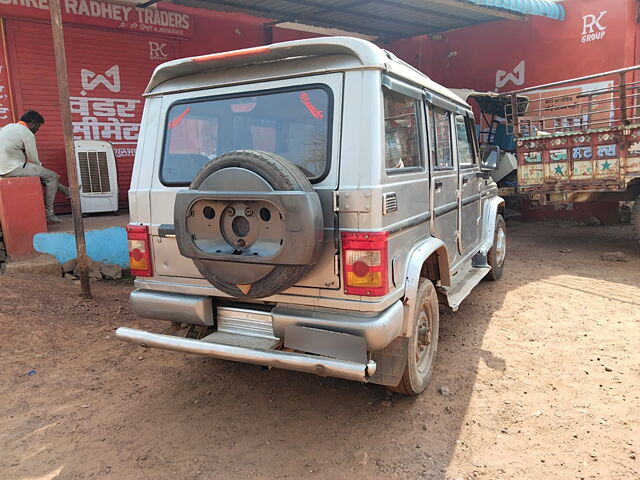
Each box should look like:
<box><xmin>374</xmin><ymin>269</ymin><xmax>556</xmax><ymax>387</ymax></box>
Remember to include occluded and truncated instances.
<box><xmin>6</xmin><ymin>20</ymin><xmax>180</xmax><ymax>210</ymax></box>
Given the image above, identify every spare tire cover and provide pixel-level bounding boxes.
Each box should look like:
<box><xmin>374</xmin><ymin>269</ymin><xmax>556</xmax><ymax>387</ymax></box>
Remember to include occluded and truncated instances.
<box><xmin>174</xmin><ymin>150</ymin><xmax>324</xmax><ymax>299</ymax></box>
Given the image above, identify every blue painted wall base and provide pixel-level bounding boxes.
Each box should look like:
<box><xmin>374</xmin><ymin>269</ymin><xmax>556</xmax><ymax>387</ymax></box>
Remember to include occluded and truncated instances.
<box><xmin>33</xmin><ymin>227</ymin><xmax>128</xmax><ymax>267</ymax></box>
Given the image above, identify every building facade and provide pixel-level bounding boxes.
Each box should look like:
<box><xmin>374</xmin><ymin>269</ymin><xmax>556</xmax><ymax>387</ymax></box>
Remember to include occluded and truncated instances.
<box><xmin>0</xmin><ymin>0</ymin><xmax>636</xmax><ymax>211</ymax></box>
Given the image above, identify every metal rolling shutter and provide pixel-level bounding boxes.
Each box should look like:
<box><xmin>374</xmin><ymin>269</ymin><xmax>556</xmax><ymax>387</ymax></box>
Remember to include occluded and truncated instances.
<box><xmin>6</xmin><ymin>20</ymin><xmax>179</xmax><ymax>210</ymax></box>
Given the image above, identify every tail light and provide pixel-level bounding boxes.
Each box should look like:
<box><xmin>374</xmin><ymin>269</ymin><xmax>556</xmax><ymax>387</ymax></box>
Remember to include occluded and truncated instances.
<box><xmin>127</xmin><ymin>224</ymin><xmax>153</xmax><ymax>277</ymax></box>
<box><xmin>341</xmin><ymin>231</ymin><xmax>389</xmax><ymax>296</ymax></box>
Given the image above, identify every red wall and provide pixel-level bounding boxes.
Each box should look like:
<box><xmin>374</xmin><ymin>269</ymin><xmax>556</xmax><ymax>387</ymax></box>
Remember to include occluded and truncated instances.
<box><xmin>387</xmin><ymin>0</ymin><xmax>638</xmax><ymax>91</ymax></box>
<box><xmin>257</xmin><ymin>0</ymin><xmax>639</xmax><ymax>94</ymax></box>
<box><xmin>160</xmin><ymin>3</ymin><xmax>270</xmax><ymax>58</ymax></box>
<box><xmin>0</xmin><ymin>2</ymin><xmax>272</xmax><ymax>211</ymax></box>
<box><xmin>5</xmin><ymin>19</ymin><xmax>182</xmax><ymax>207</ymax></box>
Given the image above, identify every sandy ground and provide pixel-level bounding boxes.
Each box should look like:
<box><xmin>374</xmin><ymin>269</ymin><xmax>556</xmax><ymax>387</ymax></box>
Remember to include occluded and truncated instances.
<box><xmin>0</xmin><ymin>221</ymin><xmax>638</xmax><ymax>480</ymax></box>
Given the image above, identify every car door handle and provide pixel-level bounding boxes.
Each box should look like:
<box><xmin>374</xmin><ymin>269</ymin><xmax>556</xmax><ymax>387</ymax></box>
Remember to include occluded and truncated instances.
<box><xmin>435</xmin><ymin>181</ymin><xmax>443</xmax><ymax>189</ymax></box>
<box><xmin>462</xmin><ymin>177</ymin><xmax>469</xmax><ymax>185</ymax></box>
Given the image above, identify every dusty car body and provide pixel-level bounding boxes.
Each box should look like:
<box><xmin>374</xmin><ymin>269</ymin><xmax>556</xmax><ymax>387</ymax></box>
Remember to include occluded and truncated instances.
<box><xmin>118</xmin><ymin>37</ymin><xmax>506</xmax><ymax>395</ymax></box>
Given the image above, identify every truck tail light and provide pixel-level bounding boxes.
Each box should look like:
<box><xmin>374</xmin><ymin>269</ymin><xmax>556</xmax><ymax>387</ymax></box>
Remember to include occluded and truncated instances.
<box><xmin>127</xmin><ymin>224</ymin><xmax>153</xmax><ymax>277</ymax></box>
<box><xmin>341</xmin><ymin>231</ymin><xmax>389</xmax><ymax>296</ymax></box>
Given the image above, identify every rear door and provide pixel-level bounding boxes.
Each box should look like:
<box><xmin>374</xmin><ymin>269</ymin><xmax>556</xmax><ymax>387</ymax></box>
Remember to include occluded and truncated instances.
<box><xmin>454</xmin><ymin>113</ymin><xmax>482</xmax><ymax>253</ymax></box>
<box><xmin>427</xmin><ymin>103</ymin><xmax>460</xmax><ymax>267</ymax></box>
<box><xmin>148</xmin><ymin>73</ymin><xmax>343</xmax><ymax>289</ymax></box>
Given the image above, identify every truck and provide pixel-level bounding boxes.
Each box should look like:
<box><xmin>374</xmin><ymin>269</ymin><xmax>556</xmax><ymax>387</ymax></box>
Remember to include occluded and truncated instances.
<box><xmin>505</xmin><ymin>65</ymin><xmax>640</xmax><ymax>240</ymax></box>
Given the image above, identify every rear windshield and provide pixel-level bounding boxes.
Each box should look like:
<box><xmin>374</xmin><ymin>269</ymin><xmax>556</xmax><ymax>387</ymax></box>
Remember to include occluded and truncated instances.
<box><xmin>161</xmin><ymin>86</ymin><xmax>332</xmax><ymax>185</ymax></box>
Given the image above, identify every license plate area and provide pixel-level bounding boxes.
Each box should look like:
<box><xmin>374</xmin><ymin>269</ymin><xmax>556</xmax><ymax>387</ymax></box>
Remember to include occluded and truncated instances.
<box><xmin>216</xmin><ymin>306</ymin><xmax>278</xmax><ymax>340</ymax></box>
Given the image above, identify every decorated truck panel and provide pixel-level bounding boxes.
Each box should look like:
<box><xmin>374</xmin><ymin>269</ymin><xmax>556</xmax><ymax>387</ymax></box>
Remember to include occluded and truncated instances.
<box><xmin>507</xmin><ymin>65</ymin><xmax>640</xmax><ymax>204</ymax></box>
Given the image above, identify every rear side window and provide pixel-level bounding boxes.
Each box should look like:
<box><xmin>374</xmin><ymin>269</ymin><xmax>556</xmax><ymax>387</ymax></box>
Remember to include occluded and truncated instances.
<box><xmin>383</xmin><ymin>89</ymin><xmax>421</xmax><ymax>171</ymax></box>
<box><xmin>161</xmin><ymin>86</ymin><xmax>331</xmax><ymax>185</ymax></box>
<box><xmin>431</xmin><ymin>107</ymin><xmax>453</xmax><ymax>169</ymax></box>
<box><xmin>454</xmin><ymin>114</ymin><xmax>476</xmax><ymax>167</ymax></box>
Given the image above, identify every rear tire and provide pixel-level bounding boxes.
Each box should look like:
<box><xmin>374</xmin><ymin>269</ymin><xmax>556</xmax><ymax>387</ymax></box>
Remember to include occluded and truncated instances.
<box><xmin>393</xmin><ymin>278</ymin><xmax>439</xmax><ymax>396</ymax></box>
<box><xmin>486</xmin><ymin>214</ymin><xmax>506</xmax><ymax>281</ymax></box>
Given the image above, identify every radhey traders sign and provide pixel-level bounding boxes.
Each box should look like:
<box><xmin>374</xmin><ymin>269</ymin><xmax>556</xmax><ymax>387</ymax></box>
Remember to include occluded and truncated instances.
<box><xmin>0</xmin><ymin>0</ymin><xmax>193</xmax><ymax>38</ymax></box>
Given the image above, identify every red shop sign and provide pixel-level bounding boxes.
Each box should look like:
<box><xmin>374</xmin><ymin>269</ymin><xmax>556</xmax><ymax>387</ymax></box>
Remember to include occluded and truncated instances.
<box><xmin>0</xmin><ymin>0</ymin><xmax>194</xmax><ymax>38</ymax></box>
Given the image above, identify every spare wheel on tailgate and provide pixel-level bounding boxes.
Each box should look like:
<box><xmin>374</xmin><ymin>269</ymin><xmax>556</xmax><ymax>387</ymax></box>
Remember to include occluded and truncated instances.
<box><xmin>174</xmin><ymin>150</ymin><xmax>324</xmax><ymax>299</ymax></box>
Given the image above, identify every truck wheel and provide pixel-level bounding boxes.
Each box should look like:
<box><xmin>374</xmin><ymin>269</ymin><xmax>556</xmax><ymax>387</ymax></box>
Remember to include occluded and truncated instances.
<box><xmin>175</xmin><ymin>150</ymin><xmax>324</xmax><ymax>299</ymax></box>
<box><xmin>393</xmin><ymin>278</ymin><xmax>439</xmax><ymax>396</ymax></box>
<box><xmin>486</xmin><ymin>214</ymin><xmax>506</xmax><ymax>281</ymax></box>
<box><xmin>633</xmin><ymin>197</ymin><xmax>640</xmax><ymax>245</ymax></box>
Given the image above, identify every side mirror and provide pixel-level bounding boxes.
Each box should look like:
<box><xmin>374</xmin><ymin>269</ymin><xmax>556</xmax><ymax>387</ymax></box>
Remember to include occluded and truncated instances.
<box><xmin>480</xmin><ymin>146</ymin><xmax>501</xmax><ymax>171</ymax></box>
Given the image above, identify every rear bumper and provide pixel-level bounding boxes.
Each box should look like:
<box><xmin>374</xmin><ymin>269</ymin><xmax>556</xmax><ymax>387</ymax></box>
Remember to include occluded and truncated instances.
<box><xmin>115</xmin><ymin>327</ymin><xmax>376</xmax><ymax>382</ymax></box>
<box><xmin>272</xmin><ymin>302</ymin><xmax>403</xmax><ymax>351</ymax></box>
<box><xmin>130</xmin><ymin>289</ymin><xmax>213</xmax><ymax>326</ymax></box>
<box><xmin>129</xmin><ymin>288</ymin><xmax>404</xmax><ymax>351</ymax></box>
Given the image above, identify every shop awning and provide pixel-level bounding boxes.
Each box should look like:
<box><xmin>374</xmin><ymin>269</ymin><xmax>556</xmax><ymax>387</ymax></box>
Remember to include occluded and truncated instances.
<box><xmin>467</xmin><ymin>0</ymin><xmax>564</xmax><ymax>21</ymax></box>
<box><xmin>173</xmin><ymin>0</ymin><xmax>566</xmax><ymax>41</ymax></box>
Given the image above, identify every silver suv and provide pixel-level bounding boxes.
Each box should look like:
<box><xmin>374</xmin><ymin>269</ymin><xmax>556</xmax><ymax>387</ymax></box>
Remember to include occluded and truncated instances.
<box><xmin>119</xmin><ymin>37</ymin><xmax>506</xmax><ymax>395</ymax></box>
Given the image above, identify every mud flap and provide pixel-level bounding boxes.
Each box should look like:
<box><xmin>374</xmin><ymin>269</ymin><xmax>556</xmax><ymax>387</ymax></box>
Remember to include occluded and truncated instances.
<box><xmin>368</xmin><ymin>336</ymin><xmax>409</xmax><ymax>387</ymax></box>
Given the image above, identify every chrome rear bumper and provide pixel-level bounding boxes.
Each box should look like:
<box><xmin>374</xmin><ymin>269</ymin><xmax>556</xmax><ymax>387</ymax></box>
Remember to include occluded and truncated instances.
<box><xmin>116</xmin><ymin>327</ymin><xmax>376</xmax><ymax>382</ymax></box>
<box><xmin>129</xmin><ymin>288</ymin><xmax>404</xmax><ymax>351</ymax></box>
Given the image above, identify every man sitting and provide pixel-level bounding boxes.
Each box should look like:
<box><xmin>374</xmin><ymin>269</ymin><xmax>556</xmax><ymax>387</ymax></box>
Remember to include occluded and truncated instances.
<box><xmin>0</xmin><ymin>111</ymin><xmax>70</xmax><ymax>223</ymax></box>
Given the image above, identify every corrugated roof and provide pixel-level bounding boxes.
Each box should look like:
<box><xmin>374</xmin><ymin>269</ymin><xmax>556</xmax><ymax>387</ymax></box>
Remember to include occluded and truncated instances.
<box><xmin>174</xmin><ymin>0</ymin><xmax>565</xmax><ymax>41</ymax></box>
<box><xmin>468</xmin><ymin>0</ymin><xmax>564</xmax><ymax>21</ymax></box>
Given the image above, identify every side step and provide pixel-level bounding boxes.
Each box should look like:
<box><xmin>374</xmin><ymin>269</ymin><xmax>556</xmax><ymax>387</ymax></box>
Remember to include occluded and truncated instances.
<box><xmin>116</xmin><ymin>327</ymin><xmax>376</xmax><ymax>382</ymax></box>
<box><xmin>440</xmin><ymin>267</ymin><xmax>490</xmax><ymax>312</ymax></box>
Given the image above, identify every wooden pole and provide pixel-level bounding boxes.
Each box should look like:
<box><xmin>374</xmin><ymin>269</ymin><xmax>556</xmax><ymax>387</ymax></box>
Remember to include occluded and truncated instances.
<box><xmin>49</xmin><ymin>0</ymin><xmax>92</xmax><ymax>298</ymax></box>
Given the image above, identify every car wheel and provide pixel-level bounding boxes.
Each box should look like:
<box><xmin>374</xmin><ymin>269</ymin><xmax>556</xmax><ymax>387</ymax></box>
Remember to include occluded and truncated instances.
<box><xmin>486</xmin><ymin>213</ymin><xmax>506</xmax><ymax>281</ymax></box>
<box><xmin>393</xmin><ymin>278</ymin><xmax>439</xmax><ymax>396</ymax></box>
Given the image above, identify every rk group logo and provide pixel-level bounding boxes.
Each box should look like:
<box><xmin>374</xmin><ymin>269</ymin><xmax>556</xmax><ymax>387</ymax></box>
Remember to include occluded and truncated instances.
<box><xmin>149</xmin><ymin>42</ymin><xmax>169</xmax><ymax>61</ymax></box>
<box><xmin>582</xmin><ymin>11</ymin><xmax>607</xmax><ymax>43</ymax></box>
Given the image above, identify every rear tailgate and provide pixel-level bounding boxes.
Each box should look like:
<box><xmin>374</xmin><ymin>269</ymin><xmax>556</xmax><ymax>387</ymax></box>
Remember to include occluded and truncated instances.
<box><xmin>148</xmin><ymin>73</ymin><xmax>344</xmax><ymax>290</ymax></box>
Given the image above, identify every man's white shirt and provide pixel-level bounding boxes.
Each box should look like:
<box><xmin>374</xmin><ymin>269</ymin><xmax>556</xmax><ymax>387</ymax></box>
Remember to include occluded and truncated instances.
<box><xmin>0</xmin><ymin>123</ymin><xmax>40</xmax><ymax>175</ymax></box>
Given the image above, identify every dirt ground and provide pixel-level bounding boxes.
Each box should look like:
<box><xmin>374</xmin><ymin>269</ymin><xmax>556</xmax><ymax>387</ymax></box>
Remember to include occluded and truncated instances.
<box><xmin>0</xmin><ymin>221</ymin><xmax>638</xmax><ymax>480</ymax></box>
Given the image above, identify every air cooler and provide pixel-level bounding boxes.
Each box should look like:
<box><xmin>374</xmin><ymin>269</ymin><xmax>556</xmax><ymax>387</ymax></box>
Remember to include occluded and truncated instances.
<box><xmin>74</xmin><ymin>140</ymin><xmax>119</xmax><ymax>214</ymax></box>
